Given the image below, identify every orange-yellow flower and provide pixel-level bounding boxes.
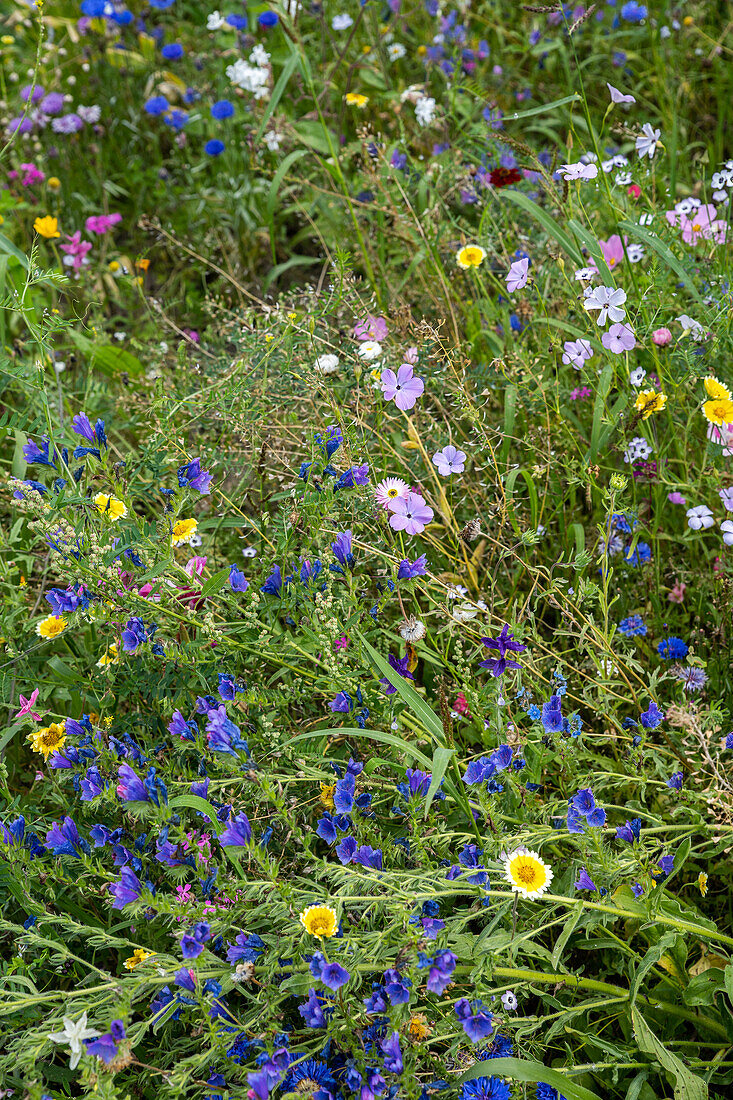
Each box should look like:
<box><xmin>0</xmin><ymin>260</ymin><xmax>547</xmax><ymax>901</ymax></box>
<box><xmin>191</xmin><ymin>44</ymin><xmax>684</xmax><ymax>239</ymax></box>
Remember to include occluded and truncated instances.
<box><xmin>634</xmin><ymin>390</ymin><xmax>667</xmax><ymax>420</ymax></box>
<box><xmin>33</xmin><ymin>215</ymin><xmax>60</xmax><ymax>239</ymax></box>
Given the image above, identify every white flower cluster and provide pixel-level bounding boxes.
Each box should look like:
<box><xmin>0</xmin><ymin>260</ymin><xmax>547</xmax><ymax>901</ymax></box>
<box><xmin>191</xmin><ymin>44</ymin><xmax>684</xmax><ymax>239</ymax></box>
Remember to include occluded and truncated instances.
<box><xmin>226</xmin><ymin>47</ymin><xmax>271</xmax><ymax>99</ymax></box>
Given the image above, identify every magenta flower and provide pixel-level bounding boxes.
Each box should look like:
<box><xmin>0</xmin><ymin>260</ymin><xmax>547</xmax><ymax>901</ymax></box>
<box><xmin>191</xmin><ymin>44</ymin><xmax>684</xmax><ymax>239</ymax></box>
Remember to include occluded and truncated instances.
<box><xmin>505</xmin><ymin>257</ymin><xmax>529</xmax><ymax>292</ymax></box>
<box><xmin>380</xmin><ymin>364</ymin><xmax>424</xmax><ymax>411</ymax></box>
<box><xmin>652</xmin><ymin>327</ymin><xmax>672</xmax><ymax>345</ymax></box>
<box><xmin>432</xmin><ymin>445</ymin><xmax>466</xmax><ymax>476</ymax></box>
<box><xmin>597</xmin><ymin>234</ymin><xmax>625</xmax><ymax>270</ymax></box>
<box><xmin>353</xmin><ymin>315</ymin><xmax>388</xmax><ymax>342</ymax></box>
<box><xmin>85</xmin><ymin>213</ymin><xmax>122</xmax><ymax>235</ymax></box>
<box><xmin>601</xmin><ymin>323</ymin><xmax>636</xmax><ymax>353</ymax></box>
<box><xmin>59</xmin><ymin>231</ymin><xmax>93</xmax><ymax>270</ymax></box>
<box><xmin>388</xmin><ymin>492</ymin><xmax>433</xmax><ymax>535</ymax></box>
<box><xmin>14</xmin><ymin>689</ymin><xmax>42</xmax><ymax>721</ymax></box>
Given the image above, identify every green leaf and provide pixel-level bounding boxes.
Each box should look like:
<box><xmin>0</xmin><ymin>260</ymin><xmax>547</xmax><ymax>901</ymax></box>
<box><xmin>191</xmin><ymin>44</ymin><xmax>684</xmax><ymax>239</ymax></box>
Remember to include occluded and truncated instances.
<box><xmin>67</xmin><ymin>330</ymin><xmax>144</xmax><ymax>377</ymax></box>
<box><xmin>200</xmin><ymin>566</ymin><xmax>231</xmax><ymax>598</ymax></box>
<box><xmin>551</xmin><ymin>905</ymin><xmax>584</xmax><ymax>970</ymax></box>
<box><xmin>256</xmin><ymin>52</ymin><xmax>301</xmax><ymax>142</ymax></box>
<box><xmin>168</xmin><ymin>794</ymin><xmax>223</xmax><ymax>835</ymax></box>
<box><xmin>629</xmin><ymin>932</ymin><xmax>679</xmax><ymax>1007</ymax></box>
<box><xmin>287</xmin><ymin>727</ymin><xmax>434</xmax><ymax>771</ymax></box>
<box><xmin>459</xmin><ymin>1057</ymin><xmax>601</xmax><ymax>1100</ymax></box>
<box><xmin>423</xmin><ymin>746</ymin><xmax>453</xmax><ymax>819</ymax></box>
<box><xmin>357</xmin><ymin>633</ymin><xmax>445</xmax><ymax>743</ymax></box>
<box><xmin>499</xmin><ymin>190</ymin><xmax>584</xmax><ymax>266</ymax></box>
<box><xmin>632</xmin><ymin>1007</ymin><xmax>708</xmax><ymax>1100</ymax></box>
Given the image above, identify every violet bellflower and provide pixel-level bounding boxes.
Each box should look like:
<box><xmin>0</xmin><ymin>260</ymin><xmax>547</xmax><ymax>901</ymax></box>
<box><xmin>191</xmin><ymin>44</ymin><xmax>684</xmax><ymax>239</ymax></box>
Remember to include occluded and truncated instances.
<box><xmin>177</xmin><ymin>458</ymin><xmax>213</xmax><ymax>494</ymax></box>
<box><xmin>455</xmin><ymin>997</ymin><xmax>494</xmax><ymax>1042</ymax></box>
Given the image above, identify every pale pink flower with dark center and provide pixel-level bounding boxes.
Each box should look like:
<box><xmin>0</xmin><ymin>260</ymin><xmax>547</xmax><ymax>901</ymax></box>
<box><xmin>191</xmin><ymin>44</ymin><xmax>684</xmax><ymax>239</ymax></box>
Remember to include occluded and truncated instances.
<box><xmin>380</xmin><ymin>364</ymin><xmax>424</xmax><ymax>411</ymax></box>
<box><xmin>388</xmin><ymin>492</ymin><xmax>433</xmax><ymax>535</ymax></box>
<box><xmin>505</xmin><ymin>256</ymin><xmax>529</xmax><ymax>292</ymax></box>
<box><xmin>601</xmin><ymin>322</ymin><xmax>636</xmax><ymax>353</ymax></box>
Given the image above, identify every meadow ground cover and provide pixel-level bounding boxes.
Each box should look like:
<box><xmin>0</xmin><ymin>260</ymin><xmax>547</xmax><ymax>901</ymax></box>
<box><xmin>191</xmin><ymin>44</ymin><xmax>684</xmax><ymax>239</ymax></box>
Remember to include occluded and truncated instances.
<box><xmin>1</xmin><ymin>1</ymin><xmax>733</xmax><ymax>1098</ymax></box>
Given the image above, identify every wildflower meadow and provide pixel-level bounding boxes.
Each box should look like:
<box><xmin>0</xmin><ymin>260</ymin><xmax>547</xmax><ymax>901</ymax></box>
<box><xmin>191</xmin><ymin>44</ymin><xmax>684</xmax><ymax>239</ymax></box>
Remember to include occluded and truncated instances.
<box><xmin>1</xmin><ymin>1</ymin><xmax>733</xmax><ymax>1098</ymax></box>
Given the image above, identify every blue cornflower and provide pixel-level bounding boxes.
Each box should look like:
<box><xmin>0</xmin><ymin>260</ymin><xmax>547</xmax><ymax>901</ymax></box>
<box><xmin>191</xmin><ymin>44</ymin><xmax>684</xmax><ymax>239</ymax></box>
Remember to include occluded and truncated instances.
<box><xmin>205</xmin><ymin>139</ymin><xmax>225</xmax><ymax>156</ymax></box>
<box><xmin>618</xmin><ymin>614</ymin><xmax>647</xmax><ymax>637</ymax></box>
<box><xmin>620</xmin><ymin>1</ymin><xmax>647</xmax><ymax>20</ymax></box>
<box><xmin>211</xmin><ymin>99</ymin><xmax>234</xmax><ymax>119</ymax></box>
<box><xmin>258</xmin><ymin>10</ymin><xmax>279</xmax><ymax>26</ymax></box>
<box><xmin>625</xmin><ymin>541</ymin><xmax>652</xmax><ymax>567</ymax></box>
<box><xmin>461</xmin><ymin>1078</ymin><xmax>511</xmax><ymax>1100</ymax></box>
<box><xmin>161</xmin><ymin>43</ymin><xmax>184</xmax><ymax>60</ymax></box>
<box><xmin>657</xmin><ymin>636</ymin><xmax>688</xmax><ymax>659</ymax></box>
<box><xmin>226</xmin><ymin>13</ymin><xmax>248</xmax><ymax>28</ymax></box>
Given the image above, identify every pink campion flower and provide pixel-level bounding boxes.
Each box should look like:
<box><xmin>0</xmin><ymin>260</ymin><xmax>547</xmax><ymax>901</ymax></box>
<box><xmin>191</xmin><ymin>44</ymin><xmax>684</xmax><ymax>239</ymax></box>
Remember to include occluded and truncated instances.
<box><xmin>17</xmin><ymin>162</ymin><xmax>45</xmax><ymax>187</ymax></box>
<box><xmin>353</xmin><ymin>315</ymin><xmax>388</xmax><ymax>342</ymax></box>
<box><xmin>59</xmin><ymin>231</ymin><xmax>92</xmax><ymax>270</ymax></box>
<box><xmin>334</xmin><ymin>635</ymin><xmax>349</xmax><ymax>650</ymax></box>
<box><xmin>14</xmin><ymin>689</ymin><xmax>42</xmax><ymax>721</ymax></box>
<box><xmin>627</xmin><ymin>184</ymin><xmax>641</xmax><ymax>199</ymax></box>
<box><xmin>388</xmin><ymin>492</ymin><xmax>433</xmax><ymax>535</ymax></box>
<box><xmin>505</xmin><ymin>256</ymin><xmax>529</xmax><ymax>292</ymax></box>
<box><xmin>85</xmin><ymin>212</ymin><xmax>122</xmax><ymax>235</ymax></box>
<box><xmin>183</xmin><ymin>329</ymin><xmax>199</xmax><ymax>343</ymax></box>
<box><xmin>185</xmin><ymin>556</ymin><xmax>207</xmax><ymax>578</ymax></box>
<box><xmin>607</xmin><ymin>83</ymin><xmax>636</xmax><ymax>104</ymax></box>
<box><xmin>432</xmin><ymin>444</ymin><xmax>466</xmax><ymax>476</ymax></box>
<box><xmin>668</xmin><ymin>580</ymin><xmax>686</xmax><ymax>603</ymax></box>
<box><xmin>652</xmin><ymin>327</ymin><xmax>672</xmax><ymax>345</ymax></box>
<box><xmin>380</xmin><ymin>364</ymin><xmax>424</xmax><ymax>411</ymax></box>
<box><xmin>570</xmin><ymin>386</ymin><xmax>592</xmax><ymax>400</ymax></box>
<box><xmin>602</xmin><ymin>322</ymin><xmax>636</xmax><ymax>353</ymax></box>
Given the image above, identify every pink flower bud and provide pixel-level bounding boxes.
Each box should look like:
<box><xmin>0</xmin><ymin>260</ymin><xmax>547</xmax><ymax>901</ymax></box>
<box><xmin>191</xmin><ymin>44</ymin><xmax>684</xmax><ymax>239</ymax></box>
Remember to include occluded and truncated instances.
<box><xmin>652</xmin><ymin>327</ymin><xmax>672</xmax><ymax>346</ymax></box>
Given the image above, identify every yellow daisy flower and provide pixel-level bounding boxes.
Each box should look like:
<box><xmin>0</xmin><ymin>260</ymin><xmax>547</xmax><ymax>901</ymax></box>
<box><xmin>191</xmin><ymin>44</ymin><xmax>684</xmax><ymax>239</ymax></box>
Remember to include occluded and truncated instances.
<box><xmin>172</xmin><ymin>517</ymin><xmax>198</xmax><ymax>546</ymax></box>
<box><xmin>702</xmin><ymin>397</ymin><xmax>733</xmax><ymax>426</ymax></box>
<box><xmin>698</xmin><ymin>872</ymin><xmax>708</xmax><ymax>897</ymax></box>
<box><xmin>97</xmin><ymin>643</ymin><xmax>119</xmax><ymax>668</ymax></box>
<box><xmin>704</xmin><ymin>376</ymin><xmax>731</xmax><ymax>401</ymax></box>
<box><xmin>456</xmin><ymin>244</ymin><xmax>486</xmax><ymax>269</ymax></box>
<box><xmin>503</xmin><ymin>847</ymin><xmax>553</xmax><ymax>899</ymax></box>
<box><xmin>47</xmin><ymin>177</ymin><xmax>61</xmax><ymax>190</ymax></box>
<box><xmin>344</xmin><ymin>92</ymin><xmax>369</xmax><ymax>108</ymax></box>
<box><xmin>36</xmin><ymin>615</ymin><xmax>67</xmax><ymax>640</ymax></box>
<box><xmin>319</xmin><ymin>782</ymin><xmax>336</xmax><ymax>810</ymax></box>
<box><xmin>94</xmin><ymin>493</ymin><xmax>128</xmax><ymax>521</ymax></box>
<box><xmin>634</xmin><ymin>390</ymin><xmax>667</xmax><ymax>420</ymax></box>
<box><xmin>123</xmin><ymin>948</ymin><xmax>157</xmax><ymax>970</ymax></box>
<box><xmin>28</xmin><ymin>721</ymin><xmax>66</xmax><ymax>760</ymax></box>
<box><xmin>33</xmin><ymin>215</ymin><xmax>60</xmax><ymax>239</ymax></box>
<box><xmin>299</xmin><ymin>904</ymin><xmax>338</xmax><ymax>938</ymax></box>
